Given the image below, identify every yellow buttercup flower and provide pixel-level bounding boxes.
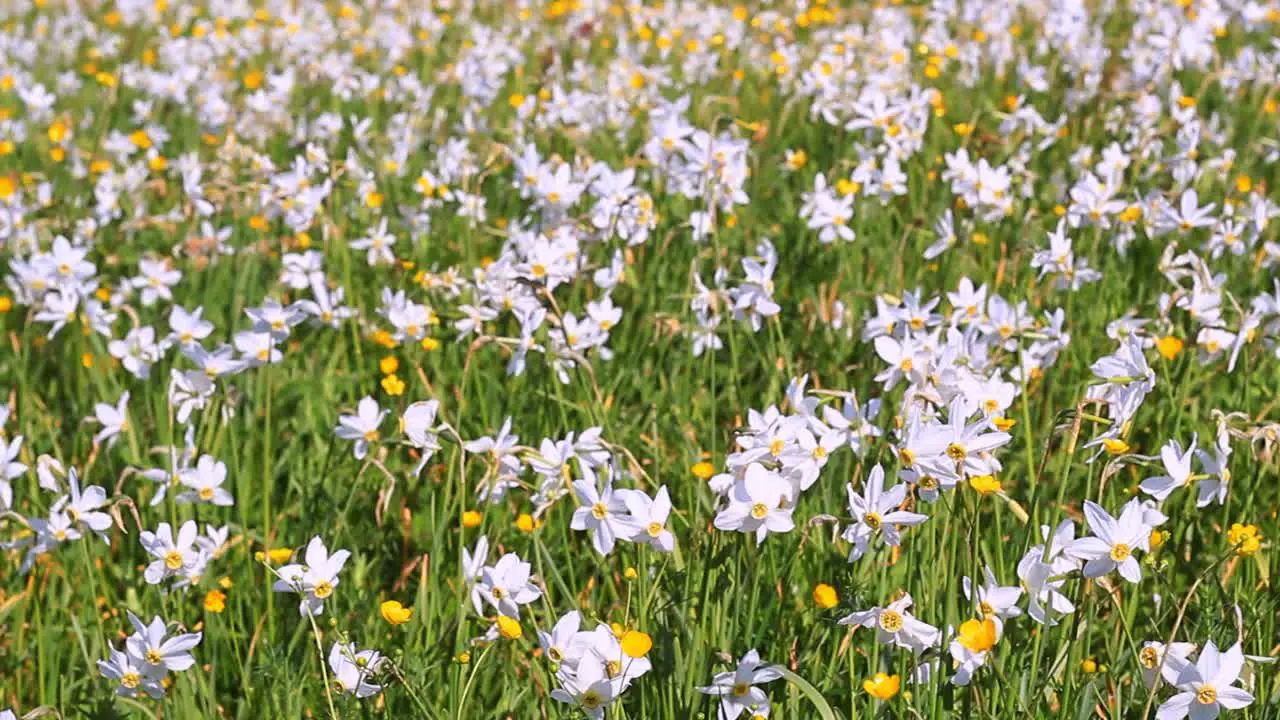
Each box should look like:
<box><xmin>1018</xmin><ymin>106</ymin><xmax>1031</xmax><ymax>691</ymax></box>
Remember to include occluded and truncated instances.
<box><xmin>496</xmin><ymin>615</ymin><xmax>522</xmax><ymax>639</ymax></box>
<box><xmin>621</xmin><ymin>631</ymin><xmax>652</xmax><ymax>658</ymax></box>
<box><xmin>862</xmin><ymin>672</ymin><xmax>900</xmax><ymax>700</ymax></box>
<box><xmin>515</xmin><ymin>513</ymin><xmax>536</xmax><ymax>532</ymax></box>
<box><xmin>691</xmin><ymin>461</ymin><xmax>716</xmax><ymax>480</ymax></box>
<box><xmin>203</xmin><ymin>590</ymin><xmax>226</xmax><ymax>613</ymax></box>
<box><xmin>1156</xmin><ymin>336</ymin><xmax>1184</xmax><ymax>360</ymax></box>
<box><xmin>381</xmin><ymin>373</ymin><xmax>405</xmax><ymax>396</ymax></box>
<box><xmin>1227</xmin><ymin>523</ymin><xmax>1262</xmax><ymax>556</ymax></box>
<box><xmin>47</xmin><ymin>120</ymin><xmax>69</xmax><ymax>143</ymax></box>
<box><xmin>812</xmin><ymin>583</ymin><xmax>838</xmax><ymax>609</ymax></box>
<box><xmin>267</xmin><ymin>548</ymin><xmax>294</xmax><ymax>564</ymax></box>
<box><xmin>969</xmin><ymin>475</ymin><xmax>1002</xmax><ymax>495</ymax></box>
<box><xmin>371</xmin><ymin>329</ymin><xmax>398</xmax><ymax>348</ymax></box>
<box><xmin>380</xmin><ymin>600</ymin><xmax>414</xmax><ymax>625</ymax></box>
<box><xmin>379</xmin><ymin>356</ymin><xmax>399</xmax><ymax>374</ymax></box>
<box><xmin>956</xmin><ymin>618</ymin><xmax>998</xmax><ymax>653</ymax></box>
<box><xmin>462</xmin><ymin>510</ymin><xmax>482</xmax><ymax>528</ymax></box>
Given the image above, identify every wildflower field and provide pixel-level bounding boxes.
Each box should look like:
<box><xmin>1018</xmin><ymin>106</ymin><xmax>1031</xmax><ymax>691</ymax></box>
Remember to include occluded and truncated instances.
<box><xmin>2</xmin><ymin>0</ymin><xmax>1280</xmax><ymax>718</ymax></box>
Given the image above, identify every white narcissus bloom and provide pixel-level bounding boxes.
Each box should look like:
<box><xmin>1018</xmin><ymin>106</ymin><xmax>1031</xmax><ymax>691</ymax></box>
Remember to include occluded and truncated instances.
<box><xmin>329</xmin><ymin>642</ymin><xmax>385</xmax><ymax>698</ymax></box>
<box><xmin>537</xmin><ymin>610</ymin><xmax>583</xmax><ymax>669</ymax></box>
<box><xmin>401</xmin><ymin>400</ymin><xmax>442</xmax><ymax>476</ymax></box>
<box><xmin>838</xmin><ymin>592</ymin><xmax>940</xmax><ymax>652</ymax></box>
<box><xmin>696</xmin><ymin>649</ymin><xmax>781</xmax><ymax>720</ymax></box>
<box><xmin>1141</xmin><ymin>436</ymin><xmax>1198</xmax><ymax>501</ymax></box>
<box><xmin>1157</xmin><ymin>641</ymin><xmax>1254</xmax><ymax>720</ymax></box>
<box><xmin>168</xmin><ymin>305</ymin><xmax>214</xmax><ymax>346</ymax></box>
<box><xmin>1017</xmin><ymin>520</ymin><xmax>1079</xmax><ymax>626</ymax></box>
<box><xmin>272</xmin><ymin>536</ymin><xmax>351</xmax><ymax>616</ymax></box>
<box><xmin>1139</xmin><ymin>640</ymin><xmax>1197</xmax><ymax>689</ymax></box>
<box><xmin>350</xmin><ymin>217</ymin><xmax>396</xmax><ymax>266</ymax></box>
<box><xmin>1194</xmin><ymin>430</ymin><xmax>1232</xmax><ymax>507</ymax></box>
<box><xmin>0</xmin><ymin>434</ymin><xmax>25</xmax><ymax>510</ymax></box>
<box><xmin>334</xmin><ymin>396</ymin><xmax>387</xmax><ymax>460</ymax></box>
<box><xmin>713</xmin><ymin>463</ymin><xmax>796</xmax><ymax>545</ymax></box>
<box><xmin>92</xmin><ymin>391</ymin><xmax>131</xmax><ymax>447</ymax></box>
<box><xmin>133</xmin><ymin>257</ymin><xmax>181</xmax><ymax>306</ymax></box>
<box><xmin>963</xmin><ymin>565</ymin><xmax>1024</xmax><ymax>624</ymax></box>
<box><xmin>177</xmin><ymin>454</ymin><xmax>234</xmax><ymax>506</ymax></box>
<box><xmin>843</xmin><ymin>464</ymin><xmax>928</xmax><ymax>561</ymax></box>
<box><xmin>52</xmin><ymin>469</ymin><xmax>113</xmax><ymax>541</ymax></box>
<box><xmin>550</xmin><ymin>652</ymin><xmax>619</xmax><ymax>720</ymax></box>
<box><xmin>925</xmin><ymin>396</ymin><xmax>1012</xmax><ymax>477</ymax></box>
<box><xmin>140</xmin><ymin>520</ymin><xmax>200</xmax><ymax>585</ymax></box>
<box><xmin>1066</xmin><ymin>499</ymin><xmax>1153</xmax><ymax>583</ymax></box>
<box><xmin>619</xmin><ymin>486</ymin><xmax>676</xmax><ymax>553</ymax></box>
<box><xmin>98</xmin><ymin>645</ymin><xmax>165</xmax><ymax>699</ymax></box>
<box><xmin>570</xmin><ymin>479</ymin><xmax>639</xmax><ymax>556</ymax></box>
<box><xmin>475</xmin><ymin>552</ymin><xmax>542</xmax><ymax>618</ymax></box>
<box><xmin>124</xmin><ymin>612</ymin><xmax>202</xmax><ymax>674</ymax></box>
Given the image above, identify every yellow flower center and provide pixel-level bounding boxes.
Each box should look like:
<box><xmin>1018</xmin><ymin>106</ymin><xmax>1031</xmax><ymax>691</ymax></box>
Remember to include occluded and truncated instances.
<box><xmin>946</xmin><ymin>443</ymin><xmax>967</xmax><ymax>461</ymax></box>
<box><xmin>1109</xmin><ymin>543</ymin><xmax>1131</xmax><ymax>562</ymax></box>
<box><xmin>313</xmin><ymin>581</ymin><xmax>333</xmax><ymax>599</ymax></box>
<box><xmin>731</xmin><ymin>682</ymin><xmax>750</xmax><ymax>697</ymax></box>
<box><xmin>750</xmin><ymin>502</ymin><xmax>769</xmax><ymax>520</ymax></box>
<box><xmin>878</xmin><ymin>609</ymin><xmax>903</xmax><ymax>632</ymax></box>
<box><xmin>165</xmin><ymin>550</ymin><xmax>184</xmax><ymax>570</ymax></box>
<box><xmin>121</xmin><ymin>671</ymin><xmax>141</xmax><ymax>688</ymax></box>
<box><xmin>864</xmin><ymin>511</ymin><xmax>882</xmax><ymax>530</ymax></box>
<box><xmin>1139</xmin><ymin>647</ymin><xmax>1159</xmax><ymax>669</ymax></box>
<box><xmin>145</xmin><ymin>649</ymin><xmax>162</xmax><ymax>664</ymax></box>
<box><xmin>898</xmin><ymin>447</ymin><xmax>915</xmax><ymax>466</ymax></box>
<box><xmin>582</xmin><ymin>690</ymin><xmax>604</xmax><ymax>708</ymax></box>
<box><xmin>591</xmin><ymin>503</ymin><xmax>608</xmax><ymax>520</ymax></box>
<box><xmin>198</xmin><ymin>487</ymin><xmax>214</xmax><ymax>500</ymax></box>
<box><xmin>768</xmin><ymin>438</ymin><xmax>785</xmax><ymax>456</ymax></box>
<box><xmin>1197</xmin><ymin>686</ymin><xmax>1217</xmax><ymax>704</ymax></box>
<box><xmin>647</xmin><ymin>521</ymin><xmax>663</xmax><ymax>538</ymax></box>
<box><xmin>363</xmin><ymin>430</ymin><xmax>378</xmax><ymax>442</ymax></box>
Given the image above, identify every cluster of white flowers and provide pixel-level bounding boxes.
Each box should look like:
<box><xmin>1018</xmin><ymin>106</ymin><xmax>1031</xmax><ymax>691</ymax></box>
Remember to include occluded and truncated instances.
<box><xmin>97</xmin><ymin>613</ymin><xmax>202</xmax><ymax>700</ymax></box>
